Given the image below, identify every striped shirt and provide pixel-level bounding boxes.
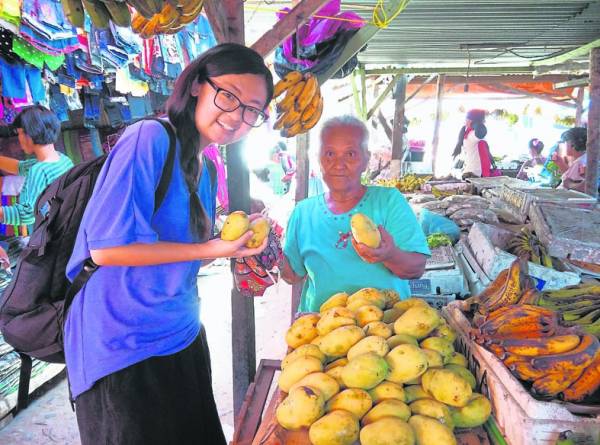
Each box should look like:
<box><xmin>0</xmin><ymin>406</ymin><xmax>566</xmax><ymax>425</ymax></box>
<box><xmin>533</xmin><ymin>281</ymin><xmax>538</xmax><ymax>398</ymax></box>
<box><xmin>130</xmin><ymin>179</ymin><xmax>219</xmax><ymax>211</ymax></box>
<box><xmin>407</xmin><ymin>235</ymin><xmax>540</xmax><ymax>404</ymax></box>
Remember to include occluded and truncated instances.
<box><xmin>2</xmin><ymin>153</ymin><xmax>74</xmax><ymax>226</ymax></box>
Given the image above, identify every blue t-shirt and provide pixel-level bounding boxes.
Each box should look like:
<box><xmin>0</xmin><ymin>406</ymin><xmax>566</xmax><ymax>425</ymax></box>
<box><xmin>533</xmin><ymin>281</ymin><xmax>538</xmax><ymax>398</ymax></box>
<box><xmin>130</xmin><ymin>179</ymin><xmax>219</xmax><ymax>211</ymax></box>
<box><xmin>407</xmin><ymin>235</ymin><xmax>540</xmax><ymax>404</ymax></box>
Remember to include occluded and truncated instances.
<box><xmin>284</xmin><ymin>186</ymin><xmax>430</xmax><ymax>312</ymax></box>
<box><xmin>64</xmin><ymin>120</ymin><xmax>216</xmax><ymax>399</ymax></box>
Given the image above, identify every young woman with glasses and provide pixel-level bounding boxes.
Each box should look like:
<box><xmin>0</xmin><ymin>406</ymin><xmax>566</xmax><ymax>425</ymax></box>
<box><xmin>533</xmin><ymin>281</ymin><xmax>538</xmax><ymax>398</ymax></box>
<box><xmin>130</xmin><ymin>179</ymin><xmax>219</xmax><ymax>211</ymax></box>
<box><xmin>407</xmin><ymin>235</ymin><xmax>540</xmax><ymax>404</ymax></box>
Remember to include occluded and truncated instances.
<box><xmin>63</xmin><ymin>43</ymin><xmax>274</xmax><ymax>445</ymax></box>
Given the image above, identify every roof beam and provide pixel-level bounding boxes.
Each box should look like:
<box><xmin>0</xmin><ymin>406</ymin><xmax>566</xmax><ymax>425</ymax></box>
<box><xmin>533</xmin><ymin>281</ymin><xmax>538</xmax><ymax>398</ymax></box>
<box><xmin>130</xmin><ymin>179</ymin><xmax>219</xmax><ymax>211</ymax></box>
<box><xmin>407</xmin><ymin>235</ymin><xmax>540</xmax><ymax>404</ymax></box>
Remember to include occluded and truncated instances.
<box><xmin>366</xmin><ymin>66</ymin><xmax>537</xmax><ymax>75</ymax></box>
<box><xmin>204</xmin><ymin>0</ymin><xmax>229</xmax><ymax>44</ymax></box>
<box><xmin>532</xmin><ymin>38</ymin><xmax>600</xmax><ymax>67</ymax></box>
<box><xmin>367</xmin><ymin>75</ymin><xmax>400</xmax><ymax>120</ymax></box>
<box><xmin>204</xmin><ymin>0</ymin><xmax>244</xmax><ymax>45</ymax></box>
<box><xmin>554</xmin><ymin>78</ymin><xmax>589</xmax><ymax>89</ymax></box>
<box><xmin>251</xmin><ymin>0</ymin><xmax>330</xmax><ymax>57</ymax></box>
<box><xmin>317</xmin><ymin>0</ymin><xmax>406</xmax><ymax>84</ymax></box>
<box><xmin>493</xmin><ymin>83</ymin><xmax>577</xmax><ymax>109</ymax></box>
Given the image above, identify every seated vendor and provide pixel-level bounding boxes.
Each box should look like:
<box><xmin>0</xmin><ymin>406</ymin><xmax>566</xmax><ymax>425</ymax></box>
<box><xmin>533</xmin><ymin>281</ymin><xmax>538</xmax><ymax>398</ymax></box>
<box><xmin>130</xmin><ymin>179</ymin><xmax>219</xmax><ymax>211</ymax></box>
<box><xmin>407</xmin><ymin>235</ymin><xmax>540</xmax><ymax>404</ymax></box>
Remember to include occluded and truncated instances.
<box><xmin>553</xmin><ymin>127</ymin><xmax>587</xmax><ymax>192</ymax></box>
<box><xmin>280</xmin><ymin>115</ymin><xmax>430</xmax><ymax>312</ymax></box>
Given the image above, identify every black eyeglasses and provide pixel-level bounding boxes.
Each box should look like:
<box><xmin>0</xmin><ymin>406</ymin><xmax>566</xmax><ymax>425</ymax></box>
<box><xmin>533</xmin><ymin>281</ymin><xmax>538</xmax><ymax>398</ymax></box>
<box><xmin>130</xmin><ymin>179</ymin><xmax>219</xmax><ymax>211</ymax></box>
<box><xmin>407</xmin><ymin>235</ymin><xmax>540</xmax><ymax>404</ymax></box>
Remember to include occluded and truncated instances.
<box><xmin>205</xmin><ymin>78</ymin><xmax>267</xmax><ymax>127</ymax></box>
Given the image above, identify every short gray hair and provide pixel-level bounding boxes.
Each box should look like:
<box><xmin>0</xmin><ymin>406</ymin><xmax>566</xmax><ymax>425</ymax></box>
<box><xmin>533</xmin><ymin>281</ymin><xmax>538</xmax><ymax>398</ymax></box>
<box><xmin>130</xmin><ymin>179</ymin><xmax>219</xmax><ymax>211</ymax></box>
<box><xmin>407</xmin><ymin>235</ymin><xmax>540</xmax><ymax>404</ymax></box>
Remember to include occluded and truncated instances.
<box><xmin>319</xmin><ymin>115</ymin><xmax>370</xmax><ymax>152</ymax></box>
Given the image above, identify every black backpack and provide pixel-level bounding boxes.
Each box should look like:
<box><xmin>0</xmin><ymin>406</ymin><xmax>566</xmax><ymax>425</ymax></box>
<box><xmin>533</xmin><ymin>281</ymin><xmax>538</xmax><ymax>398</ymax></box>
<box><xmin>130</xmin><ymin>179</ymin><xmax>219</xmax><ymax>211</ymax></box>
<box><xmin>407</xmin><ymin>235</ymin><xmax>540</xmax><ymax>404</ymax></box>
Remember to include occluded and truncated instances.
<box><xmin>0</xmin><ymin>118</ymin><xmax>215</xmax><ymax>363</ymax></box>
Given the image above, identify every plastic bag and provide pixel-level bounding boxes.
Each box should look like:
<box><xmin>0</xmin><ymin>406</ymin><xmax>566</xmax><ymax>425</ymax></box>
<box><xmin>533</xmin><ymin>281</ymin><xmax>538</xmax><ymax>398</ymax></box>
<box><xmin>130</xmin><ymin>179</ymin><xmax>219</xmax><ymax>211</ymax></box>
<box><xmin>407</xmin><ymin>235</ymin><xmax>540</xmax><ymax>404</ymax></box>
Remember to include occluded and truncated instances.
<box><xmin>418</xmin><ymin>208</ymin><xmax>460</xmax><ymax>242</ymax></box>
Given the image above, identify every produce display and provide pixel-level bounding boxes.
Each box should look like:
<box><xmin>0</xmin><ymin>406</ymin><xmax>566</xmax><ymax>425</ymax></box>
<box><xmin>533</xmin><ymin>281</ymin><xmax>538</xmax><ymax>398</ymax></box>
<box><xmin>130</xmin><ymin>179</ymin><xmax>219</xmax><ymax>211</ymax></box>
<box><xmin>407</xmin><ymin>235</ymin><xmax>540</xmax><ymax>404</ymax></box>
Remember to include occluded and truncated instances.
<box><xmin>462</xmin><ymin>260</ymin><xmax>600</xmax><ymax>403</ymax></box>
<box><xmin>220</xmin><ymin>211</ymin><xmax>270</xmax><ymax>248</ymax></box>
<box><xmin>418</xmin><ymin>195</ymin><xmax>498</xmax><ymax>231</ymax></box>
<box><xmin>427</xmin><ymin>233</ymin><xmax>453</xmax><ymax>249</ymax></box>
<box><xmin>277</xmin><ymin>288</ymin><xmax>492</xmax><ymax>445</ymax></box>
<box><xmin>375</xmin><ymin>175</ymin><xmax>432</xmax><ymax>193</ymax></box>
<box><xmin>273</xmin><ymin>71</ymin><xmax>324</xmax><ymax>138</ymax></box>
<box><xmin>131</xmin><ymin>0</ymin><xmax>205</xmax><ymax>38</ymax></box>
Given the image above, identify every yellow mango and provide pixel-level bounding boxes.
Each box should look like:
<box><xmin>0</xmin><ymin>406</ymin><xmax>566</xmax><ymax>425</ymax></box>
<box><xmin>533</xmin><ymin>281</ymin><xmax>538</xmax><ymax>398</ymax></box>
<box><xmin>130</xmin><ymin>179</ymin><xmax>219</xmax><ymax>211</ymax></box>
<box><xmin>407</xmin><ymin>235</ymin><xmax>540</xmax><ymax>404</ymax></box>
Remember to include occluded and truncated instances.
<box><xmin>346</xmin><ymin>298</ymin><xmax>372</xmax><ymax>313</ymax></box>
<box><xmin>278</xmin><ymin>356</ymin><xmax>323</xmax><ymax>392</ymax></box>
<box><xmin>325</xmin><ymin>357</ymin><xmax>348</xmax><ymax>371</ymax></box>
<box><xmin>347</xmin><ymin>336</ymin><xmax>389</xmax><ymax>361</ymax></box>
<box><xmin>388</xmin><ymin>334</ymin><xmax>418</xmax><ymax>349</ymax></box>
<box><xmin>355</xmin><ymin>304</ymin><xmax>384</xmax><ymax>327</ymax></box>
<box><xmin>410</xmin><ymin>398</ymin><xmax>455</xmax><ymax>430</ymax></box>
<box><xmin>290</xmin><ymin>372</ymin><xmax>340</xmax><ymax>401</ymax></box>
<box><xmin>382</xmin><ymin>307</ymin><xmax>405</xmax><ymax>324</ymax></box>
<box><xmin>420</xmin><ymin>337</ymin><xmax>455</xmax><ymax>363</ymax></box>
<box><xmin>311</xmin><ymin>336</ymin><xmax>324</xmax><ymax>347</ymax></box>
<box><xmin>381</xmin><ymin>289</ymin><xmax>400</xmax><ymax>309</ymax></box>
<box><xmin>246</xmin><ymin>217</ymin><xmax>270</xmax><ymax>248</ymax></box>
<box><xmin>422</xmin><ymin>348</ymin><xmax>444</xmax><ymax>368</ymax></box>
<box><xmin>409</xmin><ymin>414</ymin><xmax>457</xmax><ymax>445</ymax></box>
<box><xmin>317</xmin><ymin>307</ymin><xmax>356</xmax><ymax>336</ymax></box>
<box><xmin>282</xmin><ymin>344</ymin><xmax>326</xmax><ymax>370</ymax></box>
<box><xmin>393</xmin><ymin>297</ymin><xmax>430</xmax><ymax>312</ymax></box>
<box><xmin>421</xmin><ymin>368</ymin><xmax>472</xmax><ymax>408</ymax></box>
<box><xmin>220</xmin><ymin>211</ymin><xmax>249</xmax><ymax>241</ymax></box>
<box><xmin>342</xmin><ymin>353</ymin><xmax>389</xmax><ymax>390</ymax></box>
<box><xmin>362</xmin><ymin>399</ymin><xmax>411</xmax><ymax>425</ymax></box>
<box><xmin>445</xmin><ymin>364</ymin><xmax>477</xmax><ymax>390</ymax></box>
<box><xmin>449</xmin><ymin>393</ymin><xmax>492</xmax><ymax>428</ymax></box>
<box><xmin>363</xmin><ymin>321</ymin><xmax>392</xmax><ymax>339</ymax></box>
<box><xmin>309</xmin><ymin>410</ymin><xmax>359</xmax><ymax>445</ymax></box>
<box><xmin>368</xmin><ymin>381</ymin><xmax>406</xmax><ymax>404</ymax></box>
<box><xmin>360</xmin><ymin>417</ymin><xmax>415</xmax><ymax>445</ymax></box>
<box><xmin>404</xmin><ymin>375</ymin><xmax>422</xmax><ymax>385</ymax></box>
<box><xmin>446</xmin><ymin>352</ymin><xmax>468</xmax><ymax>367</ymax></box>
<box><xmin>433</xmin><ymin>323</ymin><xmax>458</xmax><ymax>343</ymax></box>
<box><xmin>319</xmin><ymin>325</ymin><xmax>365</xmax><ymax>358</ymax></box>
<box><xmin>326</xmin><ymin>388</ymin><xmax>372</xmax><ymax>419</ymax></box>
<box><xmin>276</xmin><ymin>386</ymin><xmax>325</xmax><ymax>430</ymax></box>
<box><xmin>385</xmin><ymin>344</ymin><xmax>428</xmax><ymax>384</ymax></box>
<box><xmin>319</xmin><ymin>292</ymin><xmax>349</xmax><ymax>313</ymax></box>
<box><xmin>285</xmin><ymin>313</ymin><xmax>320</xmax><ymax>349</ymax></box>
<box><xmin>394</xmin><ymin>304</ymin><xmax>441</xmax><ymax>340</ymax></box>
<box><xmin>350</xmin><ymin>213</ymin><xmax>381</xmax><ymax>248</ymax></box>
<box><xmin>347</xmin><ymin>288</ymin><xmax>386</xmax><ymax>309</ymax></box>
<box><xmin>325</xmin><ymin>366</ymin><xmax>346</xmax><ymax>390</ymax></box>
<box><xmin>404</xmin><ymin>385</ymin><xmax>430</xmax><ymax>403</ymax></box>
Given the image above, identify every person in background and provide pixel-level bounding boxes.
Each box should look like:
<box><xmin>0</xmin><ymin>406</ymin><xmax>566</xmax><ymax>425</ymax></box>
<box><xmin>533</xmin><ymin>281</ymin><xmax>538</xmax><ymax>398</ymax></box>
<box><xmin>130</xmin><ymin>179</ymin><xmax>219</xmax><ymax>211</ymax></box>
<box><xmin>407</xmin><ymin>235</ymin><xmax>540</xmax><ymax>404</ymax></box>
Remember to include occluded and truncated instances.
<box><xmin>517</xmin><ymin>138</ymin><xmax>546</xmax><ymax>181</ymax></box>
<box><xmin>452</xmin><ymin>109</ymin><xmax>498</xmax><ymax>178</ymax></box>
<box><xmin>0</xmin><ymin>105</ymin><xmax>73</xmax><ymax>227</ymax></box>
<box><xmin>280</xmin><ymin>115</ymin><xmax>429</xmax><ymax>312</ymax></box>
<box><xmin>64</xmin><ymin>43</ymin><xmax>273</xmax><ymax>445</ymax></box>
<box><xmin>554</xmin><ymin>127</ymin><xmax>588</xmax><ymax>192</ymax></box>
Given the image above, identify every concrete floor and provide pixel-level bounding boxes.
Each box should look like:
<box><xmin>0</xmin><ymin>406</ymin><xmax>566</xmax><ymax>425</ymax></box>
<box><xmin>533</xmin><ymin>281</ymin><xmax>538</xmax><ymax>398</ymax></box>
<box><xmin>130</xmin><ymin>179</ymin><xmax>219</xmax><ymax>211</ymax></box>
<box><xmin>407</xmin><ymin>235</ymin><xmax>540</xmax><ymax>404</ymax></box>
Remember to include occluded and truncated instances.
<box><xmin>0</xmin><ymin>263</ymin><xmax>292</xmax><ymax>444</ymax></box>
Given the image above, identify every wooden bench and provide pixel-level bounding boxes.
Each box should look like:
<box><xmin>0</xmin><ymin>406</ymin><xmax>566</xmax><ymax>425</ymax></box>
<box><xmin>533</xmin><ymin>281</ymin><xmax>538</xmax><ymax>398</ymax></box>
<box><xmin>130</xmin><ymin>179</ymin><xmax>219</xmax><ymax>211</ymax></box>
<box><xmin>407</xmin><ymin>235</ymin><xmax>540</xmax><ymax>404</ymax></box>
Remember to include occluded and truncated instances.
<box><xmin>231</xmin><ymin>359</ymin><xmax>281</xmax><ymax>445</ymax></box>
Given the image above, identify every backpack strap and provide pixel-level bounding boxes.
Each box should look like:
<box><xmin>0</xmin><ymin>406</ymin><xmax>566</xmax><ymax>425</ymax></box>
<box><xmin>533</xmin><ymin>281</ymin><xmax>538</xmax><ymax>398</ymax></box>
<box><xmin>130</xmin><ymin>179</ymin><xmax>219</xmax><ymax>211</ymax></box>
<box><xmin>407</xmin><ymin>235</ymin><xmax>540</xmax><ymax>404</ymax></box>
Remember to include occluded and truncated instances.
<box><xmin>203</xmin><ymin>154</ymin><xmax>217</xmax><ymax>197</ymax></box>
<box><xmin>61</xmin><ymin>118</ymin><xmax>178</xmax><ymax>332</ymax></box>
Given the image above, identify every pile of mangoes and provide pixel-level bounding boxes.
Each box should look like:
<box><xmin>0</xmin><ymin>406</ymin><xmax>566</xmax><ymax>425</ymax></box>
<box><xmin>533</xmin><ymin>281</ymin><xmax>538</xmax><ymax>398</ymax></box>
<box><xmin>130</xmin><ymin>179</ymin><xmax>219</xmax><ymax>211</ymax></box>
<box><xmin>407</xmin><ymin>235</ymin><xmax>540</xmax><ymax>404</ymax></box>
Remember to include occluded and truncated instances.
<box><xmin>277</xmin><ymin>290</ymin><xmax>492</xmax><ymax>445</ymax></box>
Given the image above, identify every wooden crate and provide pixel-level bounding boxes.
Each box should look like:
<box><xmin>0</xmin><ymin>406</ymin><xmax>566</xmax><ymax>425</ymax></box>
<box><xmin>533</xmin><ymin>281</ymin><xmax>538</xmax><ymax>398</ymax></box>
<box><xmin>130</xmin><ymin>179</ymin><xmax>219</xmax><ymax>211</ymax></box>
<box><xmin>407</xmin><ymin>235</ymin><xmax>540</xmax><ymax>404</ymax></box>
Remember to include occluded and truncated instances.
<box><xmin>443</xmin><ymin>302</ymin><xmax>600</xmax><ymax>445</ymax></box>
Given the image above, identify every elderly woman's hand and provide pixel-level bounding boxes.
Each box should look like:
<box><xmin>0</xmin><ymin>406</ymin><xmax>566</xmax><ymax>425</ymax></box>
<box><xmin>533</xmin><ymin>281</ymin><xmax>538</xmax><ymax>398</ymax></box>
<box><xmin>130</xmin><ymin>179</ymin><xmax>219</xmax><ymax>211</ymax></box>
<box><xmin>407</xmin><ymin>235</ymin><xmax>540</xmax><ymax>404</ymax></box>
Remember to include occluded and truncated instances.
<box><xmin>351</xmin><ymin>226</ymin><xmax>395</xmax><ymax>264</ymax></box>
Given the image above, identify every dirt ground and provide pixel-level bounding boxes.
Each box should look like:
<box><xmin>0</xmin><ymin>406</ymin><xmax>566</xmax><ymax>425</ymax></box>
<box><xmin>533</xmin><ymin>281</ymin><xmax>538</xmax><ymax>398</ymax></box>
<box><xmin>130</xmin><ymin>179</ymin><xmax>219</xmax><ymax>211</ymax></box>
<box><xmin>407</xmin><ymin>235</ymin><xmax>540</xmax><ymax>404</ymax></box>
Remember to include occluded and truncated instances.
<box><xmin>0</xmin><ymin>263</ymin><xmax>292</xmax><ymax>444</ymax></box>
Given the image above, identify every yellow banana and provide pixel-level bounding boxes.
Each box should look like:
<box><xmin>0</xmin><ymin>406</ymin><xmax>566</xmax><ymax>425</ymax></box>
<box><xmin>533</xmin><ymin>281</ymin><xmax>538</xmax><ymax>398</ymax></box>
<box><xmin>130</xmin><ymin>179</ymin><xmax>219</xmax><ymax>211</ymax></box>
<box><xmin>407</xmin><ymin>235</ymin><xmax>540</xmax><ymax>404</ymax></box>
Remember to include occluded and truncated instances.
<box><xmin>157</xmin><ymin>3</ymin><xmax>179</xmax><ymax>29</ymax></box>
<box><xmin>180</xmin><ymin>0</ymin><xmax>204</xmax><ymax>20</ymax></box>
<box><xmin>295</xmin><ymin>73</ymin><xmax>319</xmax><ymax>112</ymax></box>
<box><xmin>532</xmin><ymin>368</ymin><xmax>585</xmax><ymax>397</ymax></box>
<box><xmin>281</xmin><ymin>108</ymin><xmax>302</xmax><ymax>129</ymax></box>
<box><xmin>301</xmin><ymin>90</ymin><xmax>321</xmax><ymax>123</ymax></box>
<box><xmin>300</xmin><ymin>96</ymin><xmax>323</xmax><ymax>131</ymax></box>
<box><xmin>530</xmin><ymin>334</ymin><xmax>599</xmax><ymax>374</ymax></box>
<box><xmin>273</xmin><ymin>71</ymin><xmax>303</xmax><ymax>98</ymax></box>
<box><xmin>502</xmin><ymin>335</ymin><xmax>581</xmax><ymax>357</ymax></box>
<box><xmin>281</xmin><ymin>121</ymin><xmax>304</xmax><ymax>138</ymax></box>
<box><xmin>277</xmin><ymin>81</ymin><xmax>305</xmax><ymax>113</ymax></box>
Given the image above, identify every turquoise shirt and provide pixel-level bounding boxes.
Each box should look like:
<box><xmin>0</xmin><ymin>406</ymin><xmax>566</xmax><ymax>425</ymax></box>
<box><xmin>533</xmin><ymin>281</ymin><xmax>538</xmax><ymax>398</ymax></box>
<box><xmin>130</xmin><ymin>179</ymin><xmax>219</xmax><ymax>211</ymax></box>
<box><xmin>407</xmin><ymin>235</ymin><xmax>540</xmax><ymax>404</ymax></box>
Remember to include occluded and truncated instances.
<box><xmin>284</xmin><ymin>186</ymin><xmax>430</xmax><ymax>312</ymax></box>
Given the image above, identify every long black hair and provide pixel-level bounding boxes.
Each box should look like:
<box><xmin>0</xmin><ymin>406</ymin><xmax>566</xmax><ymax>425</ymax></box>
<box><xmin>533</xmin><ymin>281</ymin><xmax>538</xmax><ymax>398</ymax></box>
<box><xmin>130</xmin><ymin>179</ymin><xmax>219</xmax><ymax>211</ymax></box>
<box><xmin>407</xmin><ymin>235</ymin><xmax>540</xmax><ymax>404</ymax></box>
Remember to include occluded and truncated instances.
<box><xmin>166</xmin><ymin>43</ymin><xmax>274</xmax><ymax>240</ymax></box>
<box><xmin>560</xmin><ymin>127</ymin><xmax>587</xmax><ymax>152</ymax></box>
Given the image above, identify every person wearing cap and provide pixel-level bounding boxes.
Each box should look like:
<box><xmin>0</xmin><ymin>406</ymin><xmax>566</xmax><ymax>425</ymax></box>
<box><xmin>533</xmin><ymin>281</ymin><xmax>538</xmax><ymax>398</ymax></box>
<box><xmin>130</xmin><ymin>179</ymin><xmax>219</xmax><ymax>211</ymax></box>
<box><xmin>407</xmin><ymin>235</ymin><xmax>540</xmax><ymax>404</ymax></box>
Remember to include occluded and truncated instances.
<box><xmin>553</xmin><ymin>127</ymin><xmax>588</xmax><ymax>192</ymax></box>
<box><xmin>517</xmin><ymin>138</ymin><xmax>546</xmax><ymax>181</ymax></box>
<box><xmin>452</xmin><ymin>109</ymin><xmax>497</xmax><ymax>178</ymax></box>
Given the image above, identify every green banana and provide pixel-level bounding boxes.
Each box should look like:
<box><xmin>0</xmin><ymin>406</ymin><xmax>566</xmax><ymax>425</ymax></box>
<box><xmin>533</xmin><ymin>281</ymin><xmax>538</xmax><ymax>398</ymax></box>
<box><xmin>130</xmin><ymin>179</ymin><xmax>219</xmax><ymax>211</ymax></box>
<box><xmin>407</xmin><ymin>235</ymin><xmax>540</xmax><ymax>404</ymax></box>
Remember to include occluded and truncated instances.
<box><xmin>81</xmin><ymin>0</ymin><xmax>110</xmax><ymax>28</ymax></box>
<box><xmin>543</xmin><ymin>284</ymin><xmax>600</xmax><ymax>300</ymax></box>
<box><xmin>102</xmin><ymin>0</ymin><xmax>132</xmax><ymax>27</ymax></box>
<box><xmin>61</xmin><ymin>0</ymin><xmax>85</xmax><ymax>27</ymax></box>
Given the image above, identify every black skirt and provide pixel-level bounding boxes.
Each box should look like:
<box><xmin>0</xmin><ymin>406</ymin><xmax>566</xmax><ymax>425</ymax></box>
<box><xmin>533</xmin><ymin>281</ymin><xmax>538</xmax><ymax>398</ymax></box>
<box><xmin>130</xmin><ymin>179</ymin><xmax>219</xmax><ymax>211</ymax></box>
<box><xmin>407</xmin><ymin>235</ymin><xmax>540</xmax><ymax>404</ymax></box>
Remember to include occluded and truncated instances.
<box><xmin>74</xmin><ymin>328</ymin><xmax>227</xmax><ymax>445</ymax></box>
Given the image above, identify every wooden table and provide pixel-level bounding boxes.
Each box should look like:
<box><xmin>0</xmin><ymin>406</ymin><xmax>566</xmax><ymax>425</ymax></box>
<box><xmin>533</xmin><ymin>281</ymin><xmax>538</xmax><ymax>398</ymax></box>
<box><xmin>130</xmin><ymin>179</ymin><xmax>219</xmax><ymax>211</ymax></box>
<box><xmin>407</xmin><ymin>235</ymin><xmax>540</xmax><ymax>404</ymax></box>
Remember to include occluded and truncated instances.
<box><xmin>251</xmin><ymin>389</ymin><xmax>492</xmax><ymax>445</ymax></box>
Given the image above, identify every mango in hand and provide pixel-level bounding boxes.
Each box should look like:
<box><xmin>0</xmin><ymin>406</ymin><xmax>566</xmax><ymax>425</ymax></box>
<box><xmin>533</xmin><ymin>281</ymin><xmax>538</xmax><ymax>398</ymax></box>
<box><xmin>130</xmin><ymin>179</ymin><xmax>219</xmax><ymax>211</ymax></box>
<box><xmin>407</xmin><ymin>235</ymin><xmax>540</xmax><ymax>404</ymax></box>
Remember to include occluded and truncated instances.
<box><xmin>246</xmin><ymin>217</ymin><xmax>270</xmax><ymax>248</ymax></box>
<box><xmin>350</xmin><ymin>213</ymin><xmax>381</xmax><ymax>248</ymax></box>
<box><xmin>220</xmin><ymin>211</ymin><xmax>249</xmax><ymax>241</ymax></box>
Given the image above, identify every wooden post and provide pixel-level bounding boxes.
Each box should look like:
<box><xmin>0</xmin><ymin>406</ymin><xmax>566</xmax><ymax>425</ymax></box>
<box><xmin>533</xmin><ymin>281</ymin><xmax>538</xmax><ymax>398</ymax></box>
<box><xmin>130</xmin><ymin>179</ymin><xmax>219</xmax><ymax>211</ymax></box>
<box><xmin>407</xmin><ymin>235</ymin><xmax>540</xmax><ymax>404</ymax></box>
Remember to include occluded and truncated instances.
<box><xmin>359</xmin><ymin>65</ymin><xmax>367</xmax><ymax>120</ymax></box>
<box><xmin>431</xmin><ymin>75</ymin><xmax>446</xmax><ymax>176</ymax></box>
<box><xmin>575</xmin><ymin>87</ymin><xmax>586</xmax><ymax>127</ymax></box>
<box><xmin>291</xmin><ymin>132</ymin><xmax>310</xmax><ymax>320</ymax></box>
<box><xmin>391</xmin><ymin>75</ymin><xmax>407</xmax><ymax>161</ymax></box>
<box><xmin>585</xmin><ymin>48</ymin><xmax>599</xmax><ymax>198</ymax></box>
<box><xmin>351</xmin><ymin>70</ymin><xmax>362</xmax><ymax>117</ymax></box>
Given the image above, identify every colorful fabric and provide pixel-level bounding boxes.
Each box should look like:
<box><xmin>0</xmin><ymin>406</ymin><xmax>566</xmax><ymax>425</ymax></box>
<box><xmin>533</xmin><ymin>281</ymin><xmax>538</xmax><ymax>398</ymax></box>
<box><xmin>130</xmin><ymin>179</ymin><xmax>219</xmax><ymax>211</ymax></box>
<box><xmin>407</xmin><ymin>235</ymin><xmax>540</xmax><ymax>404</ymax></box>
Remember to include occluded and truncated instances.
<box><xmin>284</xmin><ymin>186</ymin><xmax>430</xmax><ymax>312</ymax></box>
<box><xmin>12</xmin><ymin>36</ymin><xmax>65</xmax><ymax>70</ymax></box>
<box><xmin>0</xmin><ymin>0</ymin><xmax>20</xmax><ymax>30</ymax></box>
<box><xmin>64</xmin><ymin>119</ymin><xmax>217</xmax><ymax>399</ymax></box>
<box><xmin>202</xmin><ymin>144</ymin><xmax>228</xmax><ymax>211</ymax></box>
<box><xmin>233</xmin><ymin>231</ymin><xmax>282</xmax><ymax>297</ymax></box>
<box><xmin>2</xmin><ymin>153</ymin><xmax>73</xmax><ymax>225</ymax></box>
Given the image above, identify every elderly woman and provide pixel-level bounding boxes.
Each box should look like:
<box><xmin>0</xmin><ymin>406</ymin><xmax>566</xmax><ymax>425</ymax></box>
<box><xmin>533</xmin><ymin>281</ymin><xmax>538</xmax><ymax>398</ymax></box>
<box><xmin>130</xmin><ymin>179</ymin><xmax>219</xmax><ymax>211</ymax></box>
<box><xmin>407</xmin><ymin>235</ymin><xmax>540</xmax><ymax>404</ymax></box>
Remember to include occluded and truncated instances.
<box><xmin>553</xmin><ymin>127</ymin><xmax>588</xmax><ymax>192</ymax></box>
<box><xmin>280</xmin><ymin>115</ymin><xmax>430</xmax><ymax>312</ymax></box>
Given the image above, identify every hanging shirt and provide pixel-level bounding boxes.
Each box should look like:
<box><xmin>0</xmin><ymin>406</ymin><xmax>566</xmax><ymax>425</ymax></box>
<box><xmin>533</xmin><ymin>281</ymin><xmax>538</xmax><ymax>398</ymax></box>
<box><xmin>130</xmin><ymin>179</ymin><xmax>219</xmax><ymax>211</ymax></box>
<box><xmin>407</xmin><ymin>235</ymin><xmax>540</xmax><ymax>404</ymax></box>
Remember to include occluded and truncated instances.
<box><xmin>64</xmin><ymin>120</ymin><xmax>217</xmax><ymax>399</ymax></box>
<box><xmin>284</xmin><ymin>186</ymin><xmax>430</xmax><ymax>312</ymax></box>
<box><xmin>1</xmin><ymin>153</ymin><xmax>73</xmax><ymax>225</ymax></box>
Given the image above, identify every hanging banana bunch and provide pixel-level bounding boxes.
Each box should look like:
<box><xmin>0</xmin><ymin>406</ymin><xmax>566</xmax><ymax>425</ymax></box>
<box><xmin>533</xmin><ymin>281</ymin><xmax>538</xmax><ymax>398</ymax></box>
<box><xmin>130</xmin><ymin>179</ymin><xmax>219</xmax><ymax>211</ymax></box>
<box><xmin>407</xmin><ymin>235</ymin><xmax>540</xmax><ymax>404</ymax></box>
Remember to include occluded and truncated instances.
<box><xmin>131</xmin><ymin>0</ymin><xmax>204</xmax><ymax>37</ymax></box>
<box><xmin>62</xmin><ymin>0</ymin><xmax>133</xmax><ymax>29</ymax></box>
<box><xmin>273</xmin><ymin>71</ymin><xmax>324</xmax><ymax>138</ymax></box>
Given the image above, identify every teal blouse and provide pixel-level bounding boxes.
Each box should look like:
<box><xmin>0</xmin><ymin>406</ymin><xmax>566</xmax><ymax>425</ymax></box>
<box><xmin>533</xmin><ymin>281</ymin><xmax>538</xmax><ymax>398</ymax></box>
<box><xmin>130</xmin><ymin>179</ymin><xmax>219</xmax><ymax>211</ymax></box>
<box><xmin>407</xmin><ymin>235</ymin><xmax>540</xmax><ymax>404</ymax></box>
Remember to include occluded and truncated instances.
<box><xmin>284</xmin><ymin>186</ymin><xmax>431</xmax><ymax>312</ymax></box>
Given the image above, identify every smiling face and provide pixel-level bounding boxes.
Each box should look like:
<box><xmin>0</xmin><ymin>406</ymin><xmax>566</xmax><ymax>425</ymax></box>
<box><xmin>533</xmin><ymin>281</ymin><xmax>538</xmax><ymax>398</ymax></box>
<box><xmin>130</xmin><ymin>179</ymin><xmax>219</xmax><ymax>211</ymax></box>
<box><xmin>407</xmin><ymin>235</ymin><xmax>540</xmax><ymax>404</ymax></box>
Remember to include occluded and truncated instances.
<box><xmin>319</xmin><ymin>124</ymin><xmax>370</xmax><ymax>193</ymax></box>
<box><xmin>193</xmin><ymin>73</ymin><xmax>268</xmax><ymax>146</ymax></box>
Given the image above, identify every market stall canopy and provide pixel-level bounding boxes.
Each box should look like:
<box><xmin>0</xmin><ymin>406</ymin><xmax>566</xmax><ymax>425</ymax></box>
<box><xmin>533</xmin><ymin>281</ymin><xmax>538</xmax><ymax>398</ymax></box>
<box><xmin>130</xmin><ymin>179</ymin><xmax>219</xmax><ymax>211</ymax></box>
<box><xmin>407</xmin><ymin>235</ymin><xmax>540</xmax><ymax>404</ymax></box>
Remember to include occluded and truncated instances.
<box><xmin>244</xmin><ymin>0</ymin><xmax>600</xmax><ymax>73</ymax></box>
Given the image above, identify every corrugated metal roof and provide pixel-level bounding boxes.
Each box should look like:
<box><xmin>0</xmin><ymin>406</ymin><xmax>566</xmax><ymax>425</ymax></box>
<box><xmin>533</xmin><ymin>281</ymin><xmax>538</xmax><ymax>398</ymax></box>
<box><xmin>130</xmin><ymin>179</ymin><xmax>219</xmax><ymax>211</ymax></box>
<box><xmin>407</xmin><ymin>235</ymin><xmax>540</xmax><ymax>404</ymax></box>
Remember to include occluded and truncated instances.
<box><xmin>243</xmin><ymin>1</ymin><xmax>600</xmax><ymax>71</ymax></box>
